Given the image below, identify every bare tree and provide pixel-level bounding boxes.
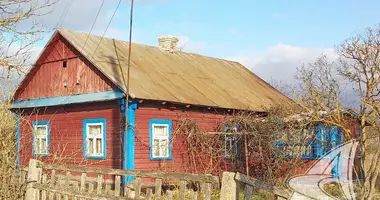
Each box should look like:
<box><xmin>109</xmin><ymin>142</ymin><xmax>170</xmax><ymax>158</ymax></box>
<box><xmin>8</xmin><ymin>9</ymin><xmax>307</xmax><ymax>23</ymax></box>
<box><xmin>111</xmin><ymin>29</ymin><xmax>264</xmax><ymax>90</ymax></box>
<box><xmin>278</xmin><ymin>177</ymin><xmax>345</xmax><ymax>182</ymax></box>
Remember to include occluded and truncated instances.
<box><xmin>291</xmin><ymin>25</ymin><xmax>380</xmax><ymax>199</ymax></box>
<box><xmin>0</xmin><ymin>1</ymin><xmax>56</xmax><ymax>198</ymax></box>
<box><xmin>0</xmin><ymin>0</ymin><xmax>55</xmax><ymax>79</ymax></box>
<box><xmin>337</xmin><ymin>25</ymin><xmax>380</xmax><ymax>199</ymax></box>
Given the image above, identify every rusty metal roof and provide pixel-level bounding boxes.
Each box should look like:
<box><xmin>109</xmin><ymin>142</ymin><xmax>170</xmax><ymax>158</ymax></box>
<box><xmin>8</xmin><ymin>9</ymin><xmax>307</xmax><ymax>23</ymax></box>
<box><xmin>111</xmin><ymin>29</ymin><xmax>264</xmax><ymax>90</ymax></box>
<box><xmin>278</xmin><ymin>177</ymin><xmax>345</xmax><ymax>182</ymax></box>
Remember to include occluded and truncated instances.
<box><xmin>58</xmin><ymin>29</ymin><xmax>293</xmax><ymax>111</ymax></box>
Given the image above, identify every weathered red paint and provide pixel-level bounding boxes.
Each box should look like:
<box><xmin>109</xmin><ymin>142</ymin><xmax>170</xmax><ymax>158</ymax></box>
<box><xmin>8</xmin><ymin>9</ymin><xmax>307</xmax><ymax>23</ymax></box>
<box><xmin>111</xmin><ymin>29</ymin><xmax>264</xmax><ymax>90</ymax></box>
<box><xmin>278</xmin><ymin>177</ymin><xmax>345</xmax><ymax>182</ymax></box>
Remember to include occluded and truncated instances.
<box><xmin>17</xmin><ymin>101</ymin><xmax>122</xmax><ymax>170</ymax></box>
<box><xmin>134</xmin><ymin>103</ymin><xmax>227</xmax><ymax>174</ymax></box>
<box><xmin>13</xmin><ymin>31</ymin><xmax>364</xmax><ymax>182</ymax></box>
<box><xmin>13</xmin><ymin>34</ymin><xmax>117</xmax><ymax>101</ymax></box>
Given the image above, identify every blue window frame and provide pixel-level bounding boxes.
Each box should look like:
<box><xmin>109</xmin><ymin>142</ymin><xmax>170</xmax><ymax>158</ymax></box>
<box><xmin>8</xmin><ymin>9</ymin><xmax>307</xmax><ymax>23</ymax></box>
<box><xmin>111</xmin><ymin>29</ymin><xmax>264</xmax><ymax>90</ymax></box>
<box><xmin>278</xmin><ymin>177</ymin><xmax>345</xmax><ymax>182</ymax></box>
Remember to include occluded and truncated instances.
<box><xmin>274</xmin><ymin>124</ymin><xmax>343</xmax><ymax>160</ymax></box>
<box><xmin>149</xmin><ymin>119</ymin><xmax>172</xmax><ymax>160</ymax></box>
<box><xmin>32</xmin><ymin>121</ymin><xmax>50</xmax><ymax>157</ymax></box>
<box><xmin>83</xmin><ymin>118</ymin><xmax>107</xmax><ymax>160</ymax></box>
<box><xmin>314</xmin><ymin>124</ymin><xmax>343</xmax><ymax>158</ymax></box>
<box><xmin>223</xmin><ymin>125</ymin><xmax>239</xmax><ymax>159</ymax></box>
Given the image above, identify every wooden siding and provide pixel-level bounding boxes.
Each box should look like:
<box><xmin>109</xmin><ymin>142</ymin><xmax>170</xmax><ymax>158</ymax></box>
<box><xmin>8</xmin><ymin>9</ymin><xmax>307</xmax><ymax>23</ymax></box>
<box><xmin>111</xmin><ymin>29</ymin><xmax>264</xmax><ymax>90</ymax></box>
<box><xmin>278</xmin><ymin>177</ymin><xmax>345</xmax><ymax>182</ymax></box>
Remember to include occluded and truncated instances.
<box><xmin>134</xmin><ymin>103</ymin><xmax>226</xmax><ymax>173</ymax></box>
<box><xmin>13</xmin><ymin>34</ymin><xmax>117</xmax><ymax>101</ymax></box>
<box><xmin>17</xmin><ymin>101</ymin><xmax>122</xmax><ymax>169</ymax></box>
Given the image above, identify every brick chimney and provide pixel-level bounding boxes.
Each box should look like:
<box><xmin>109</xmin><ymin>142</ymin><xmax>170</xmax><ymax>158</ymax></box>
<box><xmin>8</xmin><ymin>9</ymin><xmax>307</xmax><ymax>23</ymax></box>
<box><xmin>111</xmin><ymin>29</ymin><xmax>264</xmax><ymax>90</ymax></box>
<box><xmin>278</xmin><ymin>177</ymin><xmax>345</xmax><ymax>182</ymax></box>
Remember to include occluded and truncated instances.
<box><xmin>158</xmin><ymin>35</ymin><xmax>179</xmax><ymax>53</ymax></box>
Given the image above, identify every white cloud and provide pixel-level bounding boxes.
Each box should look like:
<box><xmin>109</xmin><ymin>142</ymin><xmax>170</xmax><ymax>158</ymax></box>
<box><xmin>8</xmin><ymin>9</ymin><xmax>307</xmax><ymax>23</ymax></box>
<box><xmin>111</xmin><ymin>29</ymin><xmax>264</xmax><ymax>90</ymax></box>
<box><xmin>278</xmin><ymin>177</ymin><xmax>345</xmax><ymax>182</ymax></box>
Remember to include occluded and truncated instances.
<box><xmin>177</xmin><ymin>36</ymin><xmax>207</xmax><ymax>53</ymax></box>
<box><xmin>229</xmin><ymin>44</ymin><xmax>360</xmax><ymax>107</ymax></box>
<box><xmin>229</xmin><ymin>43</ymin><xmax>338</xmax><ymax>84</ymax></box>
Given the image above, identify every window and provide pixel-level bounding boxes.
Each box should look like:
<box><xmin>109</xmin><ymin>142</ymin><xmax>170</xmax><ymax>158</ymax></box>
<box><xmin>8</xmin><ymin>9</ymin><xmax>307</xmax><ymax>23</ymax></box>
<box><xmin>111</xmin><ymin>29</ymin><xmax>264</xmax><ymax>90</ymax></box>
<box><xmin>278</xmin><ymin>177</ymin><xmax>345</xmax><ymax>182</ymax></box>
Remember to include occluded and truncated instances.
<box><xmin>223</xmin><ymin>125</ymin><xmax>239</xmax><ymax>159</ymax></box>
<box><xmin>274</xmin><ymin>125</ymin><xmax>343</xmax><ymax>160</ymax></box>
<box><xmin>224</xmin><ymin>135</ymin><xmax>239</xmax><ymax>159</ymax></box>
<box><xmin>32</xmin><ymin>121</ymin><xmax>50</xmax><ymax>156</ymax></box>
<box><xmin>150</xmin><ymin>119</ymin><xmax>172</xmax><ymax>160</ymax></box>
<box><xmin>83</xmin><ymin>118</ymin><xmax>106</xmax><ymax>159</ymax></box>
<box><xmin>314</xmin><ymin>124</ymin><xmax>343</xmax><ymax>158</ymax></box>
<box><xmin>62</xmin><ymin>60</ymin><xmax>67</xmax><ymax>68</ymax></box>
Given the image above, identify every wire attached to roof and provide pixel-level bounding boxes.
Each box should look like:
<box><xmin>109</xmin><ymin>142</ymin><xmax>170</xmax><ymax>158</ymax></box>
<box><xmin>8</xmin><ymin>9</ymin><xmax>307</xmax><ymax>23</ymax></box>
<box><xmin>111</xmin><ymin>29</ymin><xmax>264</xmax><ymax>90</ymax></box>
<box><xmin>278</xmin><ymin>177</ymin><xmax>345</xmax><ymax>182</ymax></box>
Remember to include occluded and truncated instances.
<box><xmin>81</xmin><ymin>0</ymin><xmax>105</xmax><ymax>52</ymax></box>
<box><xmin>126</xmin><ymin>0</ymin><xmax>134</xmax><ymax>98</ymax></box>
<box><xmin>91</xmin><ymin>0</ymin><xmax>123</xmax><ymax>59</ymax></box>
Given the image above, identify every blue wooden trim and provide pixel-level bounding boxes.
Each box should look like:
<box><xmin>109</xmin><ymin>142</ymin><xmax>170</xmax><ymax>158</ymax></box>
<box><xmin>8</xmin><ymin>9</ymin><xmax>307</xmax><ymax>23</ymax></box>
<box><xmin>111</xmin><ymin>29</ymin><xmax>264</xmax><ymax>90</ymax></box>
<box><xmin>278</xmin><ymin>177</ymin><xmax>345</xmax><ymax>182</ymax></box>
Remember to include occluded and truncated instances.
<box><xmin>118</xmin><ymin>99</ymin><xmax>127</xmax><ymax>184</ymax></box>
<box><xmin>83</xmin><ymin>118</ymin><xmax>107</xmax><ymax>160</ymax></box>
<box><xmin>125</xmin><ymin>101</ymin><xmax>137</xmax><ymax>182</ymax></box>
<box><xmin>32</xmin><ymin>121</ymin><xmax>50</xmax><ymax>157</ymax></box>
<box><xmin>149</xmin><ymin>119</ymin><xmax>173</xmax><ymax>161</ymax></box>
<box><xmin>13</xmin><ymin>113</ymin><xmax>20</xmax><ymax>166</ymax></box>
<box><xmin>12</xmin><ymin>90</ymin><xmax>125</xmax><ymax>109</ymax></box>
<box><xmin>314</xmin><ymin>123</ymin><xmax>324</xmax><ymax>158</ymax></box>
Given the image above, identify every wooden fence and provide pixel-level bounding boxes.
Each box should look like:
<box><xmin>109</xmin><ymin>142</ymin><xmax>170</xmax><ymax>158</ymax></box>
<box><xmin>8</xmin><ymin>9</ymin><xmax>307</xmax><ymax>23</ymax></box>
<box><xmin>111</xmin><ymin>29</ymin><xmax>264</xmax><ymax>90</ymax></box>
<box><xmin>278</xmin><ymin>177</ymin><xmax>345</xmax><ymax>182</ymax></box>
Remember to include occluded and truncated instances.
<box><xmin>220</xmin><ymin>172</ymin><xmax>291</xmax><ymax>200</ymax></box>
<box><xmin>24</xmin><ymin>159</ymin><xmax>220</xmax><ymax>200</ymax></box>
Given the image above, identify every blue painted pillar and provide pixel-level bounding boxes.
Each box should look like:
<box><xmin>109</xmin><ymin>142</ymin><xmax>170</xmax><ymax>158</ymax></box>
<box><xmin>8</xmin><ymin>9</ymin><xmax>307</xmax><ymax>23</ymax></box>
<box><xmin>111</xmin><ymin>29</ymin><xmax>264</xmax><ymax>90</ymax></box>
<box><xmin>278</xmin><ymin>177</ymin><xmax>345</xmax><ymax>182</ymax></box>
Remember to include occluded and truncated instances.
<box><xmin>15</xmin><ymin>113</ymin><xmax>20</xmax><ymax>166</ymax></box>
<box><xmin>120</xmin><ymin>98</ymin><xmax>137</xmax><ymax>183</ymax></box>
<box><xmin>314</xmin><ymin>124</ymin><xmax>323</xmax><ymax>158</ymax></box>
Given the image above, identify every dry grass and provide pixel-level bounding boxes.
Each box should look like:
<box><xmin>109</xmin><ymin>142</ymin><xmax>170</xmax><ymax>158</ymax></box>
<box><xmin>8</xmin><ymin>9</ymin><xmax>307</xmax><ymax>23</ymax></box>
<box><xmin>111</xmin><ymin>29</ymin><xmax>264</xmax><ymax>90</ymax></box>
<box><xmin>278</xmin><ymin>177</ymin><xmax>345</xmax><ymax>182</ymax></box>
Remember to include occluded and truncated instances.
<box><xmin>0</xmin><ymin>101</ymin><xmax>25</xmax><ymax>199</ymax></box>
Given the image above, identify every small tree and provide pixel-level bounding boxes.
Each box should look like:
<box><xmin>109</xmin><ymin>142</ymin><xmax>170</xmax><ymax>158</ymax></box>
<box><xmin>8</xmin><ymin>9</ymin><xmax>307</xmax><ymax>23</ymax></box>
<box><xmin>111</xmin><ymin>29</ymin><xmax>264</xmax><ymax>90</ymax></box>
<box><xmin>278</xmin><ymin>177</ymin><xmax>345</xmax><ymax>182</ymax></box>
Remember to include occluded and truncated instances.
<box><xmin>0</xmin><ymin>0</ymin><xmax>55</xmax><ymax>78</ymax></box>
<box><xmin>0</xmin><ymin>0</ymin><xmax>55</xmax><ymax>199</ymax></box>
<box><xmin>291</xmin><ymin>25</ymin><xmax>380</xmax><ymax>199</ymax></box>
<box><xmin>337</xmin><ymin>25</ymin><xmax>380</xmax><ymax>199</ymax></box>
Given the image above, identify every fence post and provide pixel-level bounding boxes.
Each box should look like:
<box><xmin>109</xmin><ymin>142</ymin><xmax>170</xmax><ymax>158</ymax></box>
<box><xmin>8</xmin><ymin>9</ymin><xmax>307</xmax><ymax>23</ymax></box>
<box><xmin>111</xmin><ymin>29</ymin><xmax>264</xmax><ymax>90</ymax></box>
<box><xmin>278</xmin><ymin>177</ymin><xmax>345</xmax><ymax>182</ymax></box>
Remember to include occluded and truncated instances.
<box><xmin>25</xmin><ymin>159</ymin><xmax>42</xmax><ymax>200</ymax></box>
<box><xmin>220</xmin><ymin>172</ymin><xmax>238</xmax><ymax>200</ymax></box>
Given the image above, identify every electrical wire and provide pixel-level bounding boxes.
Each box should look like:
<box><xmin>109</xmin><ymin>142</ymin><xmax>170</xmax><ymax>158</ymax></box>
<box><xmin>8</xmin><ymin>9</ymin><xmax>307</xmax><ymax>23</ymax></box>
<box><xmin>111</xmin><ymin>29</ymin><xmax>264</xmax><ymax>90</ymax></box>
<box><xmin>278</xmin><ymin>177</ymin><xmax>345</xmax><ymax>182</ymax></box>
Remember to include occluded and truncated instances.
<box><xmin>56</xmin><ymin>0</ymin><xmax>74</xmax><ymax>28</ymax></box>
<box><xmin>81</xmin><ymin>0</ymin><xmax>105</xmax><ymax>52</ymax></box>
<box><xmin>125</xmin><ymin>0</ymin><xmax>134</xmax><ymax>129</ymax></box>
<box><xmin>90</xmin><ymin>0</ymin><xmax>123</xmax><ymax>59</ymax></box>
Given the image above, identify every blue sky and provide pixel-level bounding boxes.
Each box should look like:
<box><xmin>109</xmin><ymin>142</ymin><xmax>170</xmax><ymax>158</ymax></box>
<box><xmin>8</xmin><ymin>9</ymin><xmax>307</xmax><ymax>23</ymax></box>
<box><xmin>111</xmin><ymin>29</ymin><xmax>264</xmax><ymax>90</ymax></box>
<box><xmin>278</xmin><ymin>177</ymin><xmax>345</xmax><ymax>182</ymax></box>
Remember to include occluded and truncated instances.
<box><xmin>33</xmin><ymin>0</ymin><xmax>379</xmax><ymax>88</ymax></box>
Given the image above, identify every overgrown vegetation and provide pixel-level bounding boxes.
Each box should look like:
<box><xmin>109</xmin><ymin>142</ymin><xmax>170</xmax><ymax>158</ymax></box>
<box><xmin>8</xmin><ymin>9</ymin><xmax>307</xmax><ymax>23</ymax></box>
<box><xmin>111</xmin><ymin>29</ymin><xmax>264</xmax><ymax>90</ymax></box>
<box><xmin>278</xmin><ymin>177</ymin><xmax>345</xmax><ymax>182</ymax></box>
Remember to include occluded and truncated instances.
<box><xmin>172</xmin><ymin>106</ymin><xmax>312</xmax><ymax>186</ymax></box>
<box><xmin>0</xmin><ymin>0</ymin><xmax>56</xmax><ymax>199</ymax></box>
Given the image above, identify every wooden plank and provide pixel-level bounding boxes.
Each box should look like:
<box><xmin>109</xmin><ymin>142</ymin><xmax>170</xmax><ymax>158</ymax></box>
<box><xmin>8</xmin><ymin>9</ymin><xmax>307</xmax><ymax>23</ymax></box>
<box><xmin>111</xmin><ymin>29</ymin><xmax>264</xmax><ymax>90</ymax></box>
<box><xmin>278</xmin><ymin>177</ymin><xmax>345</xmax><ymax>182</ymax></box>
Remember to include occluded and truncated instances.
<box><xmin>97</xmin><ymin>174</ymin><xmax>103</xmax><ymax>194</ymax></box>
<box><xmin>166</xmin><ymin>190</ymin><xmax>173</xmax><ymax>200</ymax></box>
<box><xmin>244</xmin><ymin>184</ymin><xmax>253</xmax><ymax>200</ymax></box>
<box><xmin>146</xmin><ymin>188</ymin><xmax>153</xmax><ymax>200</ymax></box>
<box><xmin>41</xmin><ymin>174</ymin><xmax>47</xmax><ymax>200</ymax></box>
<box><xmin>123</xmin><ymin>185</ymin><xmax>129</xmax><ymax>198</ymax></box>
<box><xmin>80</xmin><ymin>173</ymin><xmax>86</xmax><ymax>192</ymax></box>
<box><xmin>48</xmin><ymin>192</ymin><xmax>54</xmax><ymax>200</ymax></box>
<box><xmin>115</xmin><ymin>175</ymin><xmax>121</xmax><ymax>197</ymax></box>
<box><xmin>234</xmin><ymin>173</ymin><xmax>291</xmax><ymax>199</ymax></box>
<box><xmin>33</xmin><ymin>183</ymin><xmax>129</xmax><ymax>200</ymax></box>
<box><xmin>134</xmin><ymin>177</ymin><xmax>142</xmax><ymax>200</ymax></box>
<box><xmin>38</xmin><ymin>163</ymin><xmax>219</xmax><ymax>184</ymax></box>
<box><xmin>79</xmin><ymin>172</ymin><xmax>86</xmax><ymax>200</ymax></box>
<box><xmin>179</xmin><ymin>180</ymin><xmax>186</xmax><ymax>200</ymax></box>
<box><xmin>105</xmin><ymin>183</ymin><xmax>111</xmax><ymax>195</ymax></box>
<box><xmin>191</xmin><ymin>190</ymin><xmax>198</xmax><ymax>200</ymax></box>
<box><xmin>155</xmin><ymin>178</ymin><xmax>162</xmax><ymax>199</ymax></box>
<box><xmin>89</xmin><ymin>183</ymin><xmax>94</xmax><ymax>193</ymax></box>
<box><xmin>55</xmin><ymin>174</ymin><xmax>114</xmax><ymax>184</ymax></box>
<box><xmin>73</xmin><ymin>181</ymin><xmax>79</xmax><ymax>200</ymax></box>
<box><xmin>64</xmin><ymin>171</ymin><xmax>70</xmax><ymax>200</ymax></box>
<box><xmin>203</xmin><ymin>183</ymin><xmax>211</xmax><ymax>200</ymax></box>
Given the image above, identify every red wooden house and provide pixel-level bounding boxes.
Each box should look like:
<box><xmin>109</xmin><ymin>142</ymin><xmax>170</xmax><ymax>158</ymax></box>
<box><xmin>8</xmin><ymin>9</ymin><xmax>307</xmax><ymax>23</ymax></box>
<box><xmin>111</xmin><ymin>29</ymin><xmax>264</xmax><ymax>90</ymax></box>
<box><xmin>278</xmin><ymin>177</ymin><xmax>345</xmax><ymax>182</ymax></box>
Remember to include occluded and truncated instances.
<box><xmin>11</xmin><ymin>29</ymin><xmax>362</xmax><ymax>182</ymax></box>
<box><xmin>11</xmin><ymin>29</ymin><xmax>293</xmax><ymax>177</ymax></box>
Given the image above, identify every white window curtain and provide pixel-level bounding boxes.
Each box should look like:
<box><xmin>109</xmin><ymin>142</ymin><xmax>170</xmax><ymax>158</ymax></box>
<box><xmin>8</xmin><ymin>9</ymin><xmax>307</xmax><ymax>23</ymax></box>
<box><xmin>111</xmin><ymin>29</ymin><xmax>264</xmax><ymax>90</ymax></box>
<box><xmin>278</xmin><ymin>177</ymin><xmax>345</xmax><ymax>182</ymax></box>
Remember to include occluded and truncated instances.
<box><xmin>86</xmin><ymin>123</ymin><xmax>103</xmax><ymax>156</ymax></box>
<box><xmin>34</xmin><ymin>125</ymin><xmax>48</xmax><ymax>155</ymax></box>
<box><xmin>152</xmin><ymin>124</ymin><xmax>169</xmax><ymax>158</ymax></box>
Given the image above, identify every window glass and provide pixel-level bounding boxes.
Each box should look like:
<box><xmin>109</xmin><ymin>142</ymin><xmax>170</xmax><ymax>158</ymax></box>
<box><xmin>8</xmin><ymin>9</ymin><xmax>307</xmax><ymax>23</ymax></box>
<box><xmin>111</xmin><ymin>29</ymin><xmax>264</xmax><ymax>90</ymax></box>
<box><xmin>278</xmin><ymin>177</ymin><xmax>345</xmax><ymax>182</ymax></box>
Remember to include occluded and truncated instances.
<box><xmin>85</xmin><ymin>122</ymin><xmax>105</xmax><ymax>157</ymax></box>
<box><xmin>33</xmin><ymin>123</ymin><xmax>49</xmax><ymax>156</ymax></box>
<box><xmin>152</xmin><ymin>124</ymin><xmax>169</xmax><ymax>158</ymax></box>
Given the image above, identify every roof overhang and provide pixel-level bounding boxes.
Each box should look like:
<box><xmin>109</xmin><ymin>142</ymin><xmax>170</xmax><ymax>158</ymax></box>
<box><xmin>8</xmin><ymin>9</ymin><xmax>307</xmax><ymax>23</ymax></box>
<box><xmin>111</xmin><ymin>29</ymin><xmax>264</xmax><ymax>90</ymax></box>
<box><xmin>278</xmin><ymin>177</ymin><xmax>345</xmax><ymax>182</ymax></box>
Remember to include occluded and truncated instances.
<box><xmin>12</xmin><ymin>90</ymin><xmax>125</xmax><ymax>109</ymax></box>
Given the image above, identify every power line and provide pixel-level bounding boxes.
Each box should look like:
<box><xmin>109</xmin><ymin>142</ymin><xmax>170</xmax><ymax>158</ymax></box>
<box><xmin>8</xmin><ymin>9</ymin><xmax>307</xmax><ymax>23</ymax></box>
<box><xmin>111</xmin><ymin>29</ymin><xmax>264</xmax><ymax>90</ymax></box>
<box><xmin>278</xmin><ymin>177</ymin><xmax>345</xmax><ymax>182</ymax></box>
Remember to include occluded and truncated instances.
<box><xmin>81</xmin><ymin>0</ymin><xmax>105</xmax><ymax>52</ymax></box>
<box><xmin>125</xmin><ymin>0</ymin><xmax>134</xmax><ymax>105</ymax></box>
<box><xmin>91</xmin><ymin>0</ymin><xmax>123</xmax><ymax>59</ymax></box>
<box><xmin>56</xmin><ymin>0</ymin><xmax>74</xmax><ymax>28</ymax></box>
